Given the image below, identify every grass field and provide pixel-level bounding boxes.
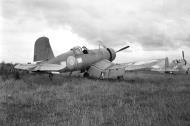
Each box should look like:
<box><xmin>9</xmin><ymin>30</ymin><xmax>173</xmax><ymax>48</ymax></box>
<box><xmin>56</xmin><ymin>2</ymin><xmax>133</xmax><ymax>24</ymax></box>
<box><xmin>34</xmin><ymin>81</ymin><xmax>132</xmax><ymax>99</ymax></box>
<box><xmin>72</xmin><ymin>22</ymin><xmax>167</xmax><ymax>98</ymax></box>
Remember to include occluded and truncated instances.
<box><xmin>0</xmin><ymin>71</ymin><xmax>190</xmax><ymax>126</ymax></box>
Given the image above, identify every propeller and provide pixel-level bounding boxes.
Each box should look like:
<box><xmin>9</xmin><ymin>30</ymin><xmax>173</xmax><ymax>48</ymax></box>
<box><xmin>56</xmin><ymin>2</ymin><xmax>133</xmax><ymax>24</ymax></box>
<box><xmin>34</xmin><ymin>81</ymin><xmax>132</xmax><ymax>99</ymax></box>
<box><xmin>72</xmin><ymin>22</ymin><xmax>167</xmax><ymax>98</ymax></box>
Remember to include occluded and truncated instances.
<box><xmin>116</xmin><ymin>46</ymin><xmax>130</xmax><ymax>53</ymax></box>
<box><xmin>182</xmin><ymin>50</ymin><xmax>187</xmax><ymax>65</ymax></box>
<box><xmin>98</xmin><ymin>40</ymin><xmax>107</xmax><ymax>48</ymax></box>
<box><xmin>97</xmin><ymin>40</ymin><xmax>130</xmax><ymax>53</ymax></box>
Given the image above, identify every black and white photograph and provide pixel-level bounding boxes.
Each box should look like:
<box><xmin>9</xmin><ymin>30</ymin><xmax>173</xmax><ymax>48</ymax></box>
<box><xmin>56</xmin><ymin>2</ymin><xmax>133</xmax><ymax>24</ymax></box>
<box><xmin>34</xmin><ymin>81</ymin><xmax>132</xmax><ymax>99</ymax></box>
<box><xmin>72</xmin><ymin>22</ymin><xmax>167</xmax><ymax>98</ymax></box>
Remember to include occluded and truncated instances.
<box><xmin>0</xmin><ymin>0</ymin><xmax>190</xmax><ymax>125</ymax></box>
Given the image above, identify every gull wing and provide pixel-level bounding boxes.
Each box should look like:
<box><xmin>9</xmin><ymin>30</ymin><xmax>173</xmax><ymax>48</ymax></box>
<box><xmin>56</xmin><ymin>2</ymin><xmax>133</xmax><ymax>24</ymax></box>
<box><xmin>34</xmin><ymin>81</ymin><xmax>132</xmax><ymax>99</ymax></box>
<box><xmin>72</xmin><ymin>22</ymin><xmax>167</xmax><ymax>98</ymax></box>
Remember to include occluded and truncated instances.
<box><xmin>15</xmin><ymin>62</ymin><xmax>66</xmax><ymax>72</ymax></box>
<box><xmin>103</xmin><ymin>59</ymin><xmax>166</xmax><ymax>79</ymax></box>
<box><xmin>88</xmin><ymin>58</ymin><xmax>167</xmax><ymax>79</ymax></box>
<box><xmin>88</xmin><ymin>59</ymin><xmax>114</xmax><ymax>78</ymax></box>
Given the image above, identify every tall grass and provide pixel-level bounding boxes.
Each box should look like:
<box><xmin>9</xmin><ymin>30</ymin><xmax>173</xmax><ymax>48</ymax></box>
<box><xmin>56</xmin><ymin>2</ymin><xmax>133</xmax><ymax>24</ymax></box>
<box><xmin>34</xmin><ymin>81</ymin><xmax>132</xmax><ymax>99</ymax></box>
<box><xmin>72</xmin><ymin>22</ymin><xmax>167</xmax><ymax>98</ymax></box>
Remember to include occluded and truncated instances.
<box><xmin>0</xmin><ymin>63</ymin><xmax>190</xmax><ymax>126</ymax></box>
<box><xmin>0</xmin><ymin>62</ymin><xmax>20</xmax><ymax>80</ymax></box>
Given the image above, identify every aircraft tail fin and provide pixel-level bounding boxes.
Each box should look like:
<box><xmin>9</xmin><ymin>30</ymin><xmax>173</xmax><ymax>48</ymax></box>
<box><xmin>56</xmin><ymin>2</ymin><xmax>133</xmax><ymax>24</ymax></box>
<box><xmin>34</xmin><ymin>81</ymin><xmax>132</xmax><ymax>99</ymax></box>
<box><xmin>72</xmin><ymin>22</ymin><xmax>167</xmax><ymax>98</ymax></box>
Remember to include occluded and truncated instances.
<box><xmin>34</xmin><ymin>37</ymin><xmax>54</xmax><ymax>62</ymax></box>
<box><xmin>165</xmin><ymin>57</ymin><xmax>169</xmax><ymax>70</ymax></box>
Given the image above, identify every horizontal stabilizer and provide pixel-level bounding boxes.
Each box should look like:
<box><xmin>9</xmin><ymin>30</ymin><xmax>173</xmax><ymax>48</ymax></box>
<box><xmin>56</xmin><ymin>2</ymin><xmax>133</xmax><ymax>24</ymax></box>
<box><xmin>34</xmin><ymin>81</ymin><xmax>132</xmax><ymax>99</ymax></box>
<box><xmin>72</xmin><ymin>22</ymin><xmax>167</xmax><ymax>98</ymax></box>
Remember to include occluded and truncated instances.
<box><xmin>123</xmin><ymin>59</ymin><xmax>165</xmax><ymax>71</ymax></box>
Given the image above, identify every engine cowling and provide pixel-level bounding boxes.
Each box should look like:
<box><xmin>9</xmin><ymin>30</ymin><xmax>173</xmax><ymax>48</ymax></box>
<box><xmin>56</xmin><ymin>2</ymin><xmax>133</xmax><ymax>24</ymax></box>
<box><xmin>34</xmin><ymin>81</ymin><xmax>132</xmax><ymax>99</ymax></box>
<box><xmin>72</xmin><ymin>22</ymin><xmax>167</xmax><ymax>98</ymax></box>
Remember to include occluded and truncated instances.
<box><xmin>106</xmin><ymin>48</ymin><xmax>116</xmax><ymax>61</ymax></box>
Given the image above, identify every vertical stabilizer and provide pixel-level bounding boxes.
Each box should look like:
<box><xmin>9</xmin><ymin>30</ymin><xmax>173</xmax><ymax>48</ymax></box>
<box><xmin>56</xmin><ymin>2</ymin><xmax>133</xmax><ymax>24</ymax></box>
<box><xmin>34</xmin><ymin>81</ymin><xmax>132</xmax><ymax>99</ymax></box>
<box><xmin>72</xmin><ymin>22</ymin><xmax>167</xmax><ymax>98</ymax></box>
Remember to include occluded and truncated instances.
<box><xmin>34</xmin><ymin>37</ymin><xmax>54</xmax><ymax>62</ymax></box>
<box><xmin>165</xmin><ymin>57</ymin><xmax>169</xmax><ymax>70</ymax></box>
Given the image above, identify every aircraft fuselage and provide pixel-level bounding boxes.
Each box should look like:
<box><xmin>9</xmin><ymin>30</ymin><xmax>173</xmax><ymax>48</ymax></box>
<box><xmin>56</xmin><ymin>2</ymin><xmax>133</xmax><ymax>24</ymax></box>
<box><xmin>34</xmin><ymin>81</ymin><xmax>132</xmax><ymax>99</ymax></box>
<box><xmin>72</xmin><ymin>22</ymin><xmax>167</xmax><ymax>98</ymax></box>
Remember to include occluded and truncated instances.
<box><xmin>46</xmin><ymin>48</ymin><xmax>116</xmax><ymax>72</ymax></box>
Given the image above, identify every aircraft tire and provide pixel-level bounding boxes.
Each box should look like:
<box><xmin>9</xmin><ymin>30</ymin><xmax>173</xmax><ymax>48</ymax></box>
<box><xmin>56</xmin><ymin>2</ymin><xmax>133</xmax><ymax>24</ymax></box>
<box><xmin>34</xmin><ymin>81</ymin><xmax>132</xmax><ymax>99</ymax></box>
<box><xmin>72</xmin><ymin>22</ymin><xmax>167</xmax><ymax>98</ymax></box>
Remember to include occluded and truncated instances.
<box><xmin>83</xmin><ymin>72</ymin><xmax>89</xmax><ymax>78</ymax></box>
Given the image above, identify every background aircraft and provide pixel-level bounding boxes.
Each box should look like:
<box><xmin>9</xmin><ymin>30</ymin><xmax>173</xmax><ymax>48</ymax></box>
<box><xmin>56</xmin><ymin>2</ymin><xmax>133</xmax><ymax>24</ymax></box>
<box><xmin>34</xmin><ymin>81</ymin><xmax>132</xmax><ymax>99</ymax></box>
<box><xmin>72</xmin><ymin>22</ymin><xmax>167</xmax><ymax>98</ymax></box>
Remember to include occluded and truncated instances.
<box><xmin>122</xmin><ymin>51</ymin><xmax>190</xmax><ymax>75</ymax></box>
<box><xmin>163</xmin><ymin>51</ymin><xmax>190</xmax><ymax>74</ymax></box>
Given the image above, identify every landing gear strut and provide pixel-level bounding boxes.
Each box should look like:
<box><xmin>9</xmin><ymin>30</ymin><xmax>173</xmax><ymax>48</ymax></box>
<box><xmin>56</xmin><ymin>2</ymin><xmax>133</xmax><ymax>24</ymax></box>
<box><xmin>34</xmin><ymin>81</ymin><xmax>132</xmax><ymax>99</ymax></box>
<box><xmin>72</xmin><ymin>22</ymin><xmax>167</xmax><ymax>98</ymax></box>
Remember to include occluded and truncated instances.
<box><xmin>49</xmin><ymin>73</ymin><xmax>53</xmax><ymax>80</ymax></box>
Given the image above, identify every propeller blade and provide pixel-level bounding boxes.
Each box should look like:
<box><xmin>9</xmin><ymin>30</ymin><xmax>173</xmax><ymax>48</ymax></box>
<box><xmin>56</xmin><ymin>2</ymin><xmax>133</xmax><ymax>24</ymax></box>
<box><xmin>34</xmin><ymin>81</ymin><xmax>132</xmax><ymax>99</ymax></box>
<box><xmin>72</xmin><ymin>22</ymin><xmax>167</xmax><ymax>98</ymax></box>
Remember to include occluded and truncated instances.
<box><xmin>182</xmin><ymin>50</ymin><xmax>185</xmax><ymax>60</ymax></box>
<box><xmin>182</xmin><ymin>50</ymin><xmax>187</xmax><ymax>65</ymax></box>
<box><xmin>116</xmin><ymin>46</ymin><xmax>130</xmax><ymax>53</ymax></box>
<box><xmin>98</xmin><ymin>40</ymin><xmax>107</xmax><ymax>48</ymax></box>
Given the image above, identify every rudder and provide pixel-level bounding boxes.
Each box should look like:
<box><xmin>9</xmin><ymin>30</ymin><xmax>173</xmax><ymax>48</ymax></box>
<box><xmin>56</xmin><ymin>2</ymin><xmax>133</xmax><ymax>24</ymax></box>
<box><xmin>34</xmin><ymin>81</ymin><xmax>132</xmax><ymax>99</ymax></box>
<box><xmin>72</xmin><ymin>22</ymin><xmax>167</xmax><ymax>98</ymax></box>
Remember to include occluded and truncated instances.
<box><xmin>165</xmin><ymin>57</ymin><xmax>169</xmax><ymax>71</ymax></box>
<box><xmin>34</xmin><ymin>37</ymin><xmax>54</xmax><ymax>62</ymax></box>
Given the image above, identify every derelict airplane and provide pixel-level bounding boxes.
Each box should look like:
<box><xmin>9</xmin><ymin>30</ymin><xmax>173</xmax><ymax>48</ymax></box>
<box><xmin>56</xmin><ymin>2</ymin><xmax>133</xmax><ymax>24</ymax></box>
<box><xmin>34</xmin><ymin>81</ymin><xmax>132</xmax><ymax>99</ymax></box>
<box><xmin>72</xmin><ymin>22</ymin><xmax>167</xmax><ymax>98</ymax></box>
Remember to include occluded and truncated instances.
<box><xmin>15</xmin><ymin>37</ymin><xmax>130</xmax><ymax>79</ymax></box>
<box><xmin>162</xmin><ymin>51</ymin><xmax>190</xmax><ymax>74</ymax></box>
<box><xmin>15</xmin><ymin>37</ymin><xmax>189</xmax><ymax>80</ymax></box>
<box><xmin>121</xmin><ymin>51</ymin><xmax>190</xmax><ymax>74</ymax></box>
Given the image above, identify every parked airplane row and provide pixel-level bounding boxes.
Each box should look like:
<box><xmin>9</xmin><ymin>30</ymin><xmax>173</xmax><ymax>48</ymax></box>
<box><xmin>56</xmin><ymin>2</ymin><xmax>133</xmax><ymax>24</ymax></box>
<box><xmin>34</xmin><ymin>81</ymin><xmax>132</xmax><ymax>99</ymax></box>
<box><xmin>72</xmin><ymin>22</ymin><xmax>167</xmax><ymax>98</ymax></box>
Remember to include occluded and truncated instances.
<box><xmin>15</xmin><ymin>37</ymin><xmax>190</xmax><ymax>79</ymax></box>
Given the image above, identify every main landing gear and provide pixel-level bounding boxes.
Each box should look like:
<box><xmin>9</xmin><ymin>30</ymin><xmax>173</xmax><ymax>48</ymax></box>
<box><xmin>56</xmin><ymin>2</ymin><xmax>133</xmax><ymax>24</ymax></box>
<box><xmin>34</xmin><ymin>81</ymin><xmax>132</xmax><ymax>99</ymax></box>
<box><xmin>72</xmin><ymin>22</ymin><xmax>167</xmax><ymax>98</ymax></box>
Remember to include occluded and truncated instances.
<box><xmin>186</xmin><ymin>70</ymin><xmax>189</xmax><ymax>75</ymax></box>
<box><xmin>83</xmin><ymin>72</ymin><xmax>89</xmax><ymax>78</ymax></box>
<box><xmin>49</xmin><ymin>73</ymin><xmax>53</xmax><ymax>80</ymax></box>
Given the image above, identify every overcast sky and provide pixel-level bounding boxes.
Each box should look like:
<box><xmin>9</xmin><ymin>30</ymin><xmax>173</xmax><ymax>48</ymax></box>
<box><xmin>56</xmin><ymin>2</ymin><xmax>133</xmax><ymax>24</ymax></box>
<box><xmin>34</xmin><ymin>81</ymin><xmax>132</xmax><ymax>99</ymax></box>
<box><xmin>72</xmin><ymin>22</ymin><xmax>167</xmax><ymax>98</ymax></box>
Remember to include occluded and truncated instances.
<box><xmin>1</xmin><ymin>0</ymin><xmax>190</xmax><ymax>63</ymax></box>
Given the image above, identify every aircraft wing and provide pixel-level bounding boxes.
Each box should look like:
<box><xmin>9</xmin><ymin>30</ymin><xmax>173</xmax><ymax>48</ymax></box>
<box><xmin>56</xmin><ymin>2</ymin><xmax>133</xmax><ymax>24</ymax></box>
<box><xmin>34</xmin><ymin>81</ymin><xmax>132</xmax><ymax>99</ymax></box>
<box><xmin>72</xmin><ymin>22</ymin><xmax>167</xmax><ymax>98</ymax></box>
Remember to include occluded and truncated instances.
<box><xmin>123</xmin><ymin>59</ymin><xmax>167</xmax><ymax>71</ymax></box>
<box><xmin>15</xmin><ymin>64</ymin><xmax>37</xmax><ymax>70</ymax></box>
<box><xmin>123</xmin><ymin>59</ymin><xmax>190</xmax><ymax>74</ymax></box>
<box><xmin>88</xmin><ymin>59</ymin><xmax>114</xmax><ymax>78</ymax></box>
<box><xmin>88</xmin><ymin>58</ymin><xmax>167</xmax><ymax>79</ymax></box>
<box><xmin>15</xmin><ymin>63</ymin><xmax>66</xmax><ymax>72</ymax></box>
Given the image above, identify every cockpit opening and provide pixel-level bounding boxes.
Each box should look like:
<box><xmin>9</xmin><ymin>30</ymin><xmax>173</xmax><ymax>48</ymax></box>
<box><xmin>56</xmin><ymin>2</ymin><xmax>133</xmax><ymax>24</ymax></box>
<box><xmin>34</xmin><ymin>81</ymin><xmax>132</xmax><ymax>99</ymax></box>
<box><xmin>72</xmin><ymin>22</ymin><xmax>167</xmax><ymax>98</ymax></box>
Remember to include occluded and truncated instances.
<box><xmin>82</xmin><ymin>46</ymin><xmax>88</xmax><ymax>54</ymax></box>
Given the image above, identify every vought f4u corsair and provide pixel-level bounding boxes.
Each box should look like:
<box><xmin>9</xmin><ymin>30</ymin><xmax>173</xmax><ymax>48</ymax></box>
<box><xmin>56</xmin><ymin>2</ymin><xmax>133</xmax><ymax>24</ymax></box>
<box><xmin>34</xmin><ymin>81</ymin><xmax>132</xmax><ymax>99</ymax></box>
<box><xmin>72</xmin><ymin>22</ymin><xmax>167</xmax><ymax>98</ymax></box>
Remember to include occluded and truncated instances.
<box><xmin>15</xmin><ymin>37</ymin><xmax>130</xmax><ymax>79</ymax></box>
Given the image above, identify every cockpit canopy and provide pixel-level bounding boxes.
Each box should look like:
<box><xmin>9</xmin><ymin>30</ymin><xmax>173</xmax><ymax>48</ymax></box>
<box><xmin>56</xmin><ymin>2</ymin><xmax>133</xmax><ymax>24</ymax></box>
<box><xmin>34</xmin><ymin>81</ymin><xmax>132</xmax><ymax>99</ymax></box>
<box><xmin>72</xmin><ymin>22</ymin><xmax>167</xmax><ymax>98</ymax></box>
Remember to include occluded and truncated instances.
<box><xmin>70</xmin><ymin>46</ymin><xmax>88</xmax><ymax>55</ymax></box>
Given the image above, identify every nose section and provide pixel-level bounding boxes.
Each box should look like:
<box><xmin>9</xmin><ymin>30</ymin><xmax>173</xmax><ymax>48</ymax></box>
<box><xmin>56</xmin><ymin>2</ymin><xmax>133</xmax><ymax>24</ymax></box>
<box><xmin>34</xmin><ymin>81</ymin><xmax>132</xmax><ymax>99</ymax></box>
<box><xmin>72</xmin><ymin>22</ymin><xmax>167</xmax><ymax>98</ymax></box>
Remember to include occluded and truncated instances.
<box><xmin>110</xmin><ymin>48</ymin><xmax>116</xmax><ymax>61</ymax></box>
<box><xmin>107</xmin><ymin>48</ymin><xmax>116</xmax><ymax>61</ymax></box>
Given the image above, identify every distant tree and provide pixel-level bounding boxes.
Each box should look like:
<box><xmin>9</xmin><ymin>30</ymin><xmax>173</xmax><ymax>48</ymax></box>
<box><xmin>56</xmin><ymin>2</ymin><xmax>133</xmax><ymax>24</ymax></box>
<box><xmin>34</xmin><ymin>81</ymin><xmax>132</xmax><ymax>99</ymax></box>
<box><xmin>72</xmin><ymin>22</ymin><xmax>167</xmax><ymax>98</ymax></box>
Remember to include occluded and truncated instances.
<box><xmin>0</xmin><ymin>62</ymin><xmax>21</xmax><ymax>80</ymax></box>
